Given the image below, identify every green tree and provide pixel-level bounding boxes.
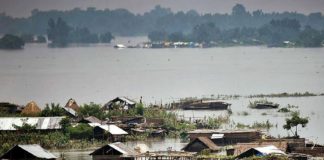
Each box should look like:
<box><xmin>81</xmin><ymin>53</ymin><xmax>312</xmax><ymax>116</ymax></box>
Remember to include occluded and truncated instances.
<box><xmin>283</xmin><ymin>111</ymin><xmax>309</xmax><ymax>138</ymax></box>
<box><xmin>136</xmin><ymin>103</ymin><xmax>144</xmax><ymax>116</ymax></box>
<box><xmin>297</xmin><ymin>26</ymin><xmax>323</xmax><ymax>47</ymax></box>
<box><xmin>47</xmin><ymin>17</ymin><xmax>71</xmax><ymax>47</ymax></box>
<box><xmin>148</xmin><ymin>30</ymin><xmax>168</xmax><ymax>42</ymax></box>
<box><xmin>100</xmin><ymin>32</ymin><xmax>114</xmax><ymax>43</ymax></box>
<box><xmin>59</xmin><ymin>117</ymin><xmax>71</xmax><ymax>134</ymax></box>
<box><xmin>67</xmin><ymin>123</ymin><xmax>93</xmax><ymax>139</ymax></box>
<box><xmin>40</xmin><ymin>103</ymin><xmax>65</xmax><ymax>117</ymax></box>
<box><xmin>0</xmin><ymin>34</ymin><xmax>25</xmax><ymax>49</ymax></box>
<box><xmin>79</xmin><ymin>102</ymin><xmax>106</xmax><ymax>120</ymax></box>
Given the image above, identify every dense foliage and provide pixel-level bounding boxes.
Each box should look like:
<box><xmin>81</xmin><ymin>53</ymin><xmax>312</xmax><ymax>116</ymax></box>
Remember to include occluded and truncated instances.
<box><xmin>78</xmin><ymin>102</ymin><xmax>107</xmax><ymax>120</ymax></box>
<box><xmin>1</xmin><ymin>4</ymin><xmax>324</xmax><ymax>36</ymax></box>
<box><xmin>0</xmin><ymin>34</ymin><xmax>25</xmax><ymax>49</ymax></box>
<box><xmin>47</xmin><ymin>18</ymin><xmax>114</xmax><ymax>47</ymax></box>
<box><xmin>40</xmin><ymin>103</ymin><xmax>65</xmax><ymax>117</ymax></box>
<box><xmin>148</xmin><ymin>19</ymin><xmax>324</xmax><ymax>47</ymax></box>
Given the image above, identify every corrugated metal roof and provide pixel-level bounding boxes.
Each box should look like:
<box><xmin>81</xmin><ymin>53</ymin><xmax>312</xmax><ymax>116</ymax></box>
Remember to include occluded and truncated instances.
<box><xmin>83</xmin><ymin>116</ymin><xmax>102</xmax><ymax>124</ymax></box>
<box><xmin>88</xmin><ymin>122</ymin><xmax>101</xmax><ymax>127</ymax></box>
<box><xmin>119</xmin><ymin>97</ymin><xmax>136</xmax><ymax>105</ymax></box>
<box><xmin>183</xmin><ymin>137</ymin><xmax>219</xmax><ymax>151</ymax></box>
<box><xmin>90</xmin><ymin>142</ymin><xmax>138</xmax><ymax>156</ymax></box>
<box><xmin>62</xmin><ymin>107</ymin><xmax>77</xmax><ymax>117</ymax></box>
<box><xmin>254</xmin><ymin>145</ymin><xmax>286</xmax><ymax>155</ymax></box>
<box><xmin>97</xmin><ymin>124</ymin><xmax>128</xmax><ymax>135</ymax></box>
<box><xmin>188</xmin><ymin>129</ymin><xmax>260</xmax><ymax>134</ymax></box>
<box><xmin>18</xmin><ymin>144</ymin><xmax>57</xmax><ymax>159</ymax></box>
<box><xmin>234</xmin><ymin>141</ymin><xmax>288</xmax><ymax>156</ymax></box>
<box><xmin>109</xmin><ymin>142</ymin><xmax>138</xmax><ymax>156</ymax></box>
<box><xmin>0</xmin><ymin>117</ymin><xmax>64</xmax><ymax>130</ymax></box>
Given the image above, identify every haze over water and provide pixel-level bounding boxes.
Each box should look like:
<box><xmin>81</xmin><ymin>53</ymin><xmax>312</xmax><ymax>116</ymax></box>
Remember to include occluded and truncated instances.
<box><xmin>1</xmin><ymin>37</ymin><xmax>324</xmax><ymax>145</ymax></box>
<box><xmin>0</xmin><ymin>37</ymin><xmax>324</xmax><ymax>105</ymax></box>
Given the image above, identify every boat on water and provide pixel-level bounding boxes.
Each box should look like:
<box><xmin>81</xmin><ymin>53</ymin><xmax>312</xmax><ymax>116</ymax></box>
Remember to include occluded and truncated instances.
<box><xmin>183</xmin><ymin>100</ymin><xmax>231</xmax><ymax>110</ymax></box>
<box><xmin>114</xmin><ymin>44</ymin><xmax>126</xmax><ymax>49</ymax></box>
<box><xmin>254</xmin><ymin>103</ymin><xmax>279</xmax><ymax>109</ymax></box>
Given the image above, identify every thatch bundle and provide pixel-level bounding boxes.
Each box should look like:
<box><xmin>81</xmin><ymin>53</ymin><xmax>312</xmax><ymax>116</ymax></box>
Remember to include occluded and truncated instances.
<box><xmin>21</xmin><ymin>101</ymin><xmax>41</xmax><ymax>116</ymax></box>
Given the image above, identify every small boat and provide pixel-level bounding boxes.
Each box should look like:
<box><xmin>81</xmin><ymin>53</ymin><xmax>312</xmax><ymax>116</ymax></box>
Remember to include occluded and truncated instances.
<box><xmin>114</xmin><ymin>44</ymin><xmax>126</xmax><ymax>49</ymax></box>
<box><xmin>183</xmin><ymin>100</ymin><xmax>230</xmax><ymax>110</ymax></box>
<box><xmin>254</xmin><ymin>103</ymin><xmax>279</xmax><ymax>109</ymax></box>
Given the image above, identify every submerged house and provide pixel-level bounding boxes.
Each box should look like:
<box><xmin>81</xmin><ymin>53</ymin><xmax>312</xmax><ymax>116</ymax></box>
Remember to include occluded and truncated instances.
<box><xmin>0</xmin><ymin>144</ymin><xmax>57</xmax><ymax>160</ymax></box>
<box><xmin>233</xmin><ymin>141</ymin><xmax>288</xmax><ymax>156</ymax></box>
<box><xmin>93</xmin><ymin>124</ymin><xmax>128</xmax><ymax>142</ymax></box>
<box><xmin>21</xmin><ymin>101</ymin><xmax>41</xmax><ymax>116</ymax></box>
<box><xmin>187</xmin><ymin>129</ymin><xmax>262</xmax><ymax>145</ymax></box>
<box><xmin>90</xmin><ymin>142</ymin><xmax>138</xmax><ymax>160</ymax></box>
<box><xmin>182</xmin><ymin>137</ymin><xmax>219</xmax><ymax>153</ymax></box>
<box><xmin>236</xmin><ymin>145</ymin><xmax>286</xmax><ymax>159</ymax></box>
<box><xmin>103</xmin><ymin>97</ymin><xmax>136</xmax><ymax>111</ymax></box>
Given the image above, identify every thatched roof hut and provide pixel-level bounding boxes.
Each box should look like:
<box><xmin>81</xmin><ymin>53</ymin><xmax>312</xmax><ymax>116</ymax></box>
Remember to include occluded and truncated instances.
<box><xmin>64</xmin><ymin>98</ymin><xmax>80</xmax><ymax>112</ymax></box>
<box><xmin>21</xmin><ymin>101</ymin><xmax>41</xmax><ymax>116</ymax></box>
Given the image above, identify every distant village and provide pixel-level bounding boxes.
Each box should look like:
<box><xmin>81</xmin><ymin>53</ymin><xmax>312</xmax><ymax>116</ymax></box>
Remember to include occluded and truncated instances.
<box><xmin>0</xmin><ymin>96</ymin><xmax>323</xmax><ymax>160</ymax></box>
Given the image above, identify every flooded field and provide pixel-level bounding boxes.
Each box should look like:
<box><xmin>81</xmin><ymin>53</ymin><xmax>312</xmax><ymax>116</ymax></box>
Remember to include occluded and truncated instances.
<box><xmin>1</xmin><ymin>37</ymin><xmax>324</xmax><ymax>158</ymax></box>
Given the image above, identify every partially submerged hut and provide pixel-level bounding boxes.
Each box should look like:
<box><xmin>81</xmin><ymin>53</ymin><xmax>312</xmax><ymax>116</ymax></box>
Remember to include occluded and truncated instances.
<box><xmin>182</xmin><ymin>137</ymin><xmax>219</xmax><ymax>153</ymax></box>
<box><xmin>90</xmin><ymin>142</ymin><xmax>138</xmax><ymax>160</ymax></box>
<box><xmin>188</xmin><ymin>129</ymin><xmax>262</xmax><ymax>145</ymax></box>
<box><xmin>236</xmin><ymin>145</ymin><xmax>286</xmax><ymax>159</ymax></box>
<box><xmin>103</xmin><ymin>97</ymin><xmax>136</xmax><ymax>111</ymax></box>
<box><xmin>93</xmin><ymin>124</ymin><xmax>128</xmax><ymax>142</ymax></box>
<box><xmin>0</xmin><ymin>144</ymin><xmax>57</xmax><ymax>160</ymax></box>
<box><xmin>21</xmin><ymin>101</ymin><xmax>41</xmax><ymax>116</ymax></box>
<box><xmin>233</xmin><ymin>141</ymin><xmax>288</xmax><ymax>156</ymax></box>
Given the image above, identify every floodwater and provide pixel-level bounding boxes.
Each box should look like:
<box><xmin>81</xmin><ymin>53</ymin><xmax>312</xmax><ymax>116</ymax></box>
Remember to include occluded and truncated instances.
<box><xmin>1</xmin><ymin>37</ymin><xmax>324</xmax><ymax>158</ymax></box>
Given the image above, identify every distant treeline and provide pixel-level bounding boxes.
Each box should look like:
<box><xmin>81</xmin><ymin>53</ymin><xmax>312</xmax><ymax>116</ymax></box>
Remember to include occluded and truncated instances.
<box><xmin>1</xmin><ymin>4</ymin><xmax>324</xmax><ymax>36</ymax></box>
<box><xmin>47</xmin><ymin>18</ymin><xmax>114</xmax><ymax>47</ymax></box>
<box><xmin>149</xmin><ymin>18</ymin><xmax>324</xmax><ymax>47</ymax></box>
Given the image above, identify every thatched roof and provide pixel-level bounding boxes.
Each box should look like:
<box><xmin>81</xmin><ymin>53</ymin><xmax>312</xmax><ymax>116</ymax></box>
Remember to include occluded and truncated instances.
<box><xmin>21</xmin><ymin>101</ymin><xmax>41</xmax><ymax>116</ymax></box>
<box><xmin>183</xmin><ymin>137</ymin><xmax>219</xmax><ymax>152</ymax></box>
<box><xmin>64</xmin><ymin>98</ymin><xmax>80</xmax><ymax>112</ymax></box>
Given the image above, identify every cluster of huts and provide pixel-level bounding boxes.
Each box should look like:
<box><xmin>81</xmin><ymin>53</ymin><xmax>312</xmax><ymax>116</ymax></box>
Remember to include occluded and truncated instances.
<box><xmin>0</xmin><ymin>97</ymin><xmax>166</xmax><ymax>142</ymax></box>
<box><xmin>1</xmin><ymin>98</ymin><xmax>324</xmax><ymax>159</ymax></box>
<box><xmin>1</xmin><ymin>130</ymin><xmax>323</xmax><ymax>160</ymax></box>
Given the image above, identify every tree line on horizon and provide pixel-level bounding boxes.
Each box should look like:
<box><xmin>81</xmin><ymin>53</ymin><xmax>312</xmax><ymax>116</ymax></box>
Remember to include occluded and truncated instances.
<box><xmin>148</xmin><ymin>18</ymin><xmax>324</xmax><ymax>47</ymax></box>
<box><xmin>1</xmin><ymin>4</ymin><xmax>324</xmax><ymax>36</ymax></box>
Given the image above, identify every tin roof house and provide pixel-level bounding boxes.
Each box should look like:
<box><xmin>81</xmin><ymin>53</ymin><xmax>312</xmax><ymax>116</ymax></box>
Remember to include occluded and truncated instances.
<box><xmin>90</xmin><ymin>142</ymin><xmax>138</xmax><ymax>160</ymax></box>
<box><xmin>236</xmin><ymin>145</ymin><xmax>286</xmax><ymax>159</ymax></box>
<box><xmin>102</xmin><ymin>97</ymin><xmax>136</xmax><ymax>111</ymax></box>
<box><xmin>182</xmin><ymin>137</ymin><xmax>220</xmax><ymax>153</ymax></box>
<box><xmin>93</xmin><ymin>124</ymin><xmax>128</xmax><ymax>142</ymax></box>
<box><xmin>0</xmin><ymin>144</ymin><xmax>57</xmax><ymax>160</ymax></box>
<box><xmin>0</xmin><ymin>117</ymin><xmax>64</xmax><ymax>131</ymax></box>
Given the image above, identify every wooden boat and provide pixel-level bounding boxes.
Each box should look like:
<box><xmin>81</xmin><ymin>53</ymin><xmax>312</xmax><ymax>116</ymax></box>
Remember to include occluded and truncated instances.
<box><xmin>254</xmin><ymin>103</ymin><xmax>279</xmax><ymax>109</ymax></box>
<box><xmin>183</xmin><ymin>100</ymin><xmax>230</xmax><ymax>110</ymax></box>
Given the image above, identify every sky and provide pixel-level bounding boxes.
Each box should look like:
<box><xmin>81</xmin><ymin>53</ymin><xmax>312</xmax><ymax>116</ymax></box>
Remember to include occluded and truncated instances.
<box><xmin>1</xmin><ymin>0</ymin><xmax>324</xmax><ymax>18</ymax></box>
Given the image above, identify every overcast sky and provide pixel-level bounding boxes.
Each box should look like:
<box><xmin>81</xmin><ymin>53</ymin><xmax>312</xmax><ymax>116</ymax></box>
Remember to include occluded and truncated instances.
<box><xmin>1</xmin><ymin>0</ymin><xmax>324</xmax><ymax>18</ymax></box>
